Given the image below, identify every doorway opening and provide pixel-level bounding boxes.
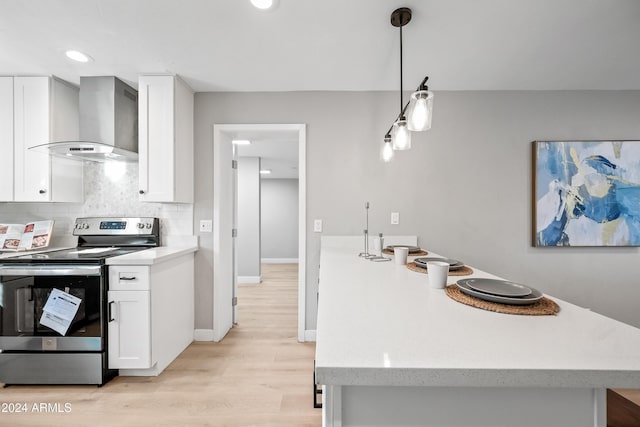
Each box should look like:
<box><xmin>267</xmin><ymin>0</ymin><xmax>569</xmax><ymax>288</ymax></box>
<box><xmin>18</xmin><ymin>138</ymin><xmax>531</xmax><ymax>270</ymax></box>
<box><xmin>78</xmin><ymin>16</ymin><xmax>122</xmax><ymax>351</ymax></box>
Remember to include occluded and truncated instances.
<box><xmin>213</xmin><ymin>124</ymin><xmax>306</xmax><ymax>342</ymax></box>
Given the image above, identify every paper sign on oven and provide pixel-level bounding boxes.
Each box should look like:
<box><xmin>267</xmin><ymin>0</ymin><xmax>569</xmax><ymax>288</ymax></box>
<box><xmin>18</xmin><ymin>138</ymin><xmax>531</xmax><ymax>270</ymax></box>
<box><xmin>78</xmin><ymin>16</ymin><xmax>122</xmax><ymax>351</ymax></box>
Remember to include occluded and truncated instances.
<box><xmin>39</xmin><ymin>288</ymin><xmax>81</xmax><ymax>336</ymax></box>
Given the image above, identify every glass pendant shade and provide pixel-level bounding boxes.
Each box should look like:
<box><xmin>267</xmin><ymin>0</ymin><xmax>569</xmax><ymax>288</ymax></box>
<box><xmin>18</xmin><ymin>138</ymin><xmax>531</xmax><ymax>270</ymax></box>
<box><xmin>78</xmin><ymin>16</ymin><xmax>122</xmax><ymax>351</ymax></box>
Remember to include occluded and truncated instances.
<box><xmin>381</xmin><ymin>137</ymin><xmax>394</xmax><ymax>162</ymax></box>
<box><xmin>407</xmin><ymin>90</ymin><xmax>434</xmax><ymax>131</ymax></box>
<box><xmin>392</xmin><ymin>118</ymin><xmax>411</xmax><ymax>150</ymax></box>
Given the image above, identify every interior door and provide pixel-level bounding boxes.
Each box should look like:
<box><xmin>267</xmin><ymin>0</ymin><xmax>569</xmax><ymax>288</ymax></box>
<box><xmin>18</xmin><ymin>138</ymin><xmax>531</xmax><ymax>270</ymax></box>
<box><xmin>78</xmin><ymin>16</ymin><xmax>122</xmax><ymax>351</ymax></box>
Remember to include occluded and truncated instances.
<box><xmin>232</xmin><ymin>146</ymin><xmax>238</xmax><ymax>324</ymax></box>
<box><xmin>213</xmin><ymin>130</ymin><xmax>235</xmax><ymax>341</ymax></box>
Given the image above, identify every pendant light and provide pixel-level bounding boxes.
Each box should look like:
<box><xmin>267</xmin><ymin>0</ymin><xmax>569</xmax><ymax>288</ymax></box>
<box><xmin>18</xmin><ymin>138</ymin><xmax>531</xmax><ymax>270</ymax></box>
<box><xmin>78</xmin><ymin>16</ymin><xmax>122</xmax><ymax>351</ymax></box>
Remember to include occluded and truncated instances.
<box><xmin>390</xmin><ymin>8</ymin><xmax>411</xmax><ymax>151</ymax></box>
<box><xmin>381</xmin><ymin>134</ymin><xmax>394</xmax><ymax>162</ymax></box>
<box><xmin>382</xmin><ymin>7</ymin><xmax>434</xmax><ymax>161</ymax></box>
<box><xmin>392</xmin><ymin>116</ymin><xmax>411</xmax><ymax>150</ymax></box>
<box><xmin>407</xmin><ymin>77</ymin><xmax>434</xmax><ymax>131</ymax></box>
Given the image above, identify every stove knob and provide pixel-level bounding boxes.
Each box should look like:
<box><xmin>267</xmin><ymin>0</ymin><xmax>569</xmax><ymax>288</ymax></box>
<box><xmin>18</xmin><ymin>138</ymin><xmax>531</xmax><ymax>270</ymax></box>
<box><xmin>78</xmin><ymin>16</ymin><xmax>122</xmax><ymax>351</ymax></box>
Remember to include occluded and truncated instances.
<box><xmin>137</xmin><ymin>223</ymin><xmax>145</xmax><ymax>229</ymax></box>
<box><xmin>146</xmin><ymin>223</ymin><xmax>152</xmax><ymax>229</ymax></box>
<box><xmin>83</xmin><ymin>223</ymin><xmax>90</xmax><ymax>230</ymax></box>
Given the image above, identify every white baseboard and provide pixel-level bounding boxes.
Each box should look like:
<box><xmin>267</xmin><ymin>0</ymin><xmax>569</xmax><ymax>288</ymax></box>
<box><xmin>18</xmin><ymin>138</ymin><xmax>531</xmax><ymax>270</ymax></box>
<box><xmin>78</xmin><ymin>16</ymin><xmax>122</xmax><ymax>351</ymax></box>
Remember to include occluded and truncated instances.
<box><xmin>202</xmin><ymin>328</ymin><xmax>313</xmax><ymax>343</ymax></box>
<box><xmin>261</xmin><ymin>258</ymin><xmax>299</xmax><ymax>264</ymax></box>
<box><xmin>194</xmin><ymin>329</ymin><xmax>214</xmax><ymax>341</ymax></box>
<box><xmin>304</xmin><ymin>329</ymin><xmax>316</xmax><ymax>342</ymax></box>
<box><xmin>237</xmin><ymin>275</ymin><xmax>262</xmax><ymax>284</ymax></box>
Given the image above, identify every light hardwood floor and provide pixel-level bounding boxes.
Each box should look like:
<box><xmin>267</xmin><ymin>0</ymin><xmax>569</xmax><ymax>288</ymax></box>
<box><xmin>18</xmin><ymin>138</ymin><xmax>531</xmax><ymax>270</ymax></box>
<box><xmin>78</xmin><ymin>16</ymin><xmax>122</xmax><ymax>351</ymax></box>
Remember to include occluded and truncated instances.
<box><xmin>0</xmin><ymin>263</ymin><xmax>321</xmax><ymax>427</ymax></box>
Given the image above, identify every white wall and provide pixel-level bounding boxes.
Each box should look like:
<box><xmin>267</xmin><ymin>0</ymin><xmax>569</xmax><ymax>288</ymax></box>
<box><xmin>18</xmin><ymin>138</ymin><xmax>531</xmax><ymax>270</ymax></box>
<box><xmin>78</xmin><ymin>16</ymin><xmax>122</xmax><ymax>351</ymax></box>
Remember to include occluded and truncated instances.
<box><xmin>237</xmin><ymin>157</ymin><xmax>261</xmax><ymax>279</ymax></box>
<box><xmin>0</xmin><ymin>161</ymin><xmax>193</xmax><ymax>241</ymax></box>
<box><xmin>194</xmin><ymin>90</ymin><xmax>640</xmax><ymax>331</ymax></box>
<box><xmin>261</xmin><ymin>178</ymin><xmax>298</xmax><ymax>261</ymax></box>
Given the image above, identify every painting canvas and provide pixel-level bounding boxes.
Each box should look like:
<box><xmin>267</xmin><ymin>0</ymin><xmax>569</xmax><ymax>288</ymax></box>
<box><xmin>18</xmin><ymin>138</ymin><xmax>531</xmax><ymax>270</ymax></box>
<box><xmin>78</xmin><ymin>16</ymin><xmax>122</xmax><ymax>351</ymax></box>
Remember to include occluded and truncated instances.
<box><xmin>533</xmin><ymin>140</ymin><xmax>640</xmax><ymax>246</ymax></box>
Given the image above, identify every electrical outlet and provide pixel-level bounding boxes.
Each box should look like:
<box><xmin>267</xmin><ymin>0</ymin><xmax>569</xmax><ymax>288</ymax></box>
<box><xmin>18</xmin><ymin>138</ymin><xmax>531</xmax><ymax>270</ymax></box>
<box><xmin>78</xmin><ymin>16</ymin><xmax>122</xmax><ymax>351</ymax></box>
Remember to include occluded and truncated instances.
<box><xmin>314</xmin><ymin>219</ymin><xmax>323</xmax><ymax>233</ymax></box>
<box><xmin>199</xmin><ymin>220</ymin><xmax>213</xmax><ymax>233</ymax></box>
<box><xmin>391</xmin><ymin>212</ymin><xmax>400</xmax><ymax>225</ymax></box>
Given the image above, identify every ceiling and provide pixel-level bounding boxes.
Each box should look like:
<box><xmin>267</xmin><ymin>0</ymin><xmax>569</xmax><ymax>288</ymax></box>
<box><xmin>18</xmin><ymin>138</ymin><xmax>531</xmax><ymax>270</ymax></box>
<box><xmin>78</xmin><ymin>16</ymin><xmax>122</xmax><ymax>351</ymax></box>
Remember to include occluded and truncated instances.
<box><xmin>2</xmin><ymin>0</ymin><xmax>640</xmax><ymax>92</ymax></box>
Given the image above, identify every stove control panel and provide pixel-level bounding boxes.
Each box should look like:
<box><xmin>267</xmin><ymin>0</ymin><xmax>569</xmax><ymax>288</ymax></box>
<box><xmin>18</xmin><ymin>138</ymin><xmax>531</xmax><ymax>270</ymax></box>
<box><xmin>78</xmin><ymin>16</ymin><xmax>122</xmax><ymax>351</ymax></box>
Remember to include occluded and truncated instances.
<box><xmin>100</xmin><ymin>221</ymin><xmax>128</xmax><ymax>230</ymax></box>
<box><xmin>73</xmin><ymin>217</ymin><xmax>159</xmax><ymax>236</ymax></box>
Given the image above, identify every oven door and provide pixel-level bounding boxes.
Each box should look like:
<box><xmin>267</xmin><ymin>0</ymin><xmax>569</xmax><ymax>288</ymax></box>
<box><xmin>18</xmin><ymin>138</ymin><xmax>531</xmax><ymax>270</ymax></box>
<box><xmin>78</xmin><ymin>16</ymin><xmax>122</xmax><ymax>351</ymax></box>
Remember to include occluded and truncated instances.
<box><xmin>0</xmin><ymin>265</ymin><xmax>104</xmax><ymax>352</ymax></box>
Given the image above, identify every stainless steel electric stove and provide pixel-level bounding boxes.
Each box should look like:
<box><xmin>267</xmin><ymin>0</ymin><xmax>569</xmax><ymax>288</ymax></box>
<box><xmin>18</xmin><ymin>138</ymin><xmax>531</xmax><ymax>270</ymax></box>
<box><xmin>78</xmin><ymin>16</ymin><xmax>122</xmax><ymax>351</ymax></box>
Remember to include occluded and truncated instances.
<box><xmin>0</xmin><ymin>217</ymin><xmax>160</xmax><ymax>386</ymax></box>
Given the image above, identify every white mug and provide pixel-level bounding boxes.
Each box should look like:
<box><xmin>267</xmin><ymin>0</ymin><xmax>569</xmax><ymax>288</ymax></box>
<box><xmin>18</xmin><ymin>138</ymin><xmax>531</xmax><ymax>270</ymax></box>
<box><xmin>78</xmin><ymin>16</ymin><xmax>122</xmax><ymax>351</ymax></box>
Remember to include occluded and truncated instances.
<box><xmin>427</xmin><ymin>261</ymin><xmax>449</xmax><ymax>289</ymax></box>
<box><xmin>373</xmin><ymin>237</ymin><xmax>382</xmax><ymax>254</ymax></box>
<box><xmin>393</xmin><ymin>247</ymin><xmax>409</xmax><ymax>265</ymax></box>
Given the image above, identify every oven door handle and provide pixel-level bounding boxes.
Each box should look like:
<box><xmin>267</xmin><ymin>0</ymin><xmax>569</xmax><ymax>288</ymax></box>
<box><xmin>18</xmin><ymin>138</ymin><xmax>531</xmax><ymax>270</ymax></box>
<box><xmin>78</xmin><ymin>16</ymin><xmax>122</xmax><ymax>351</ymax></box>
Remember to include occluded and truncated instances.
<box><xmin>0</xmin><ymin>265</ymin><xmax>102</xmax><ymax>276</ymax></box>
<box><xmin>108</xmin><ymin>301</ymin><xmax>117</xmax><ymax>322</ymax></box>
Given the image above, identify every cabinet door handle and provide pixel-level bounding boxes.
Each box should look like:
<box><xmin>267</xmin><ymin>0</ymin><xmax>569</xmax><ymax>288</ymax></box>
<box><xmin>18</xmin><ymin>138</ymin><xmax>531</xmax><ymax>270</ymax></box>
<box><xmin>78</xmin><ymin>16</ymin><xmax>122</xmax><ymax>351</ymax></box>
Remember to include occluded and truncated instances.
<box><xmin>39</xmin><ymin>189</ymin><xmax>47</xmax><ymax>194</ymax></box>
<box><xmin>119</xmin><ymin>276</ymin><xmax>137</xmax><ymax>281</ymax></box>
<box><xmin>139</xmin><ymin>190</ymin><xmax>145</xmax><ymax>194</ymax></box>
<box><xmin>108</xmin><ymin>301</ymin><xmax>117</xmax><ymax>322</ymax></box>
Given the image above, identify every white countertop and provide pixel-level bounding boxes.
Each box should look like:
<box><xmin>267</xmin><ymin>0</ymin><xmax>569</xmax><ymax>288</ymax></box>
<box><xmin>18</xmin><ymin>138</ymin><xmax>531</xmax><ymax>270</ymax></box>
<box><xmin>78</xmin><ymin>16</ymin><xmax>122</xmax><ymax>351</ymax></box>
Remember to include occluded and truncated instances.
<box><xmin>106</xmin><ymin>244</ymin><xmax>198</xmax><ymax>266</ymax></box>
<box><xmin>315</xmin><ymin>236</ymin><xmax>640</xmax><ymax>389</ymax></box>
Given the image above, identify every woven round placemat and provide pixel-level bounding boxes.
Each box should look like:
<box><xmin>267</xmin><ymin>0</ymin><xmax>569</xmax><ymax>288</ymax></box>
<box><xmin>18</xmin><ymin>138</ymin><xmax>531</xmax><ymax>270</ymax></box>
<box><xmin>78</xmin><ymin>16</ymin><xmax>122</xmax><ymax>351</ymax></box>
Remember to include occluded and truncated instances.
<box><xmin>444</xmin><ymin>285</ymin><xmax>560</xmax><ymax>316</ymax></box>
<box><xmin>383</xmin><ymin>248</ymin><xmax>428</xmax><ymax>256</ymax></box>
<box><xmin>406</xmin><ymin>262</ymin><xmax>474</xmax><ymax>276</ymax></box>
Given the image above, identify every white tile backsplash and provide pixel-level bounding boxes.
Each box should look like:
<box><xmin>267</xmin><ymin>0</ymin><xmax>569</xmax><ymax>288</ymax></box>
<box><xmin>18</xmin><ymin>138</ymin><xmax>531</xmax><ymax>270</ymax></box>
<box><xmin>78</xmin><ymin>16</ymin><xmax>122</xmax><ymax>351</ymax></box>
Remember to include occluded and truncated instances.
<box><xmin>0</xmin><ymin>162</ymin><xmax>193</xmax><ymax>242</ymax></box>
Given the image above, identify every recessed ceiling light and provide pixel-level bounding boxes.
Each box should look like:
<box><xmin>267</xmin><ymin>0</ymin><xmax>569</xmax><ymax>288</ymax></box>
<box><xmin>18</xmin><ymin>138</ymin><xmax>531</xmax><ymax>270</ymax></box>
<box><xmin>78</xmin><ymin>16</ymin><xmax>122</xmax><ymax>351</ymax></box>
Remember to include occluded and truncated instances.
<box><xmin>259</xmin><ymin>169</ymin><xmax>272</xmax><ymax>174</ymax></box>
<box><xmin>65</xmin><ymin>50</ymin><xmax>93</xmax><ymax>63</ymax></box>
<box><xmin>250</xmin><ymin>0</ymin><xmax>278</xmax><ymax>10</ymax></box>
<box><xmin>232</xmin><ymin>139</ymin><xmax>251</xmax><ymax>145</ymax></box>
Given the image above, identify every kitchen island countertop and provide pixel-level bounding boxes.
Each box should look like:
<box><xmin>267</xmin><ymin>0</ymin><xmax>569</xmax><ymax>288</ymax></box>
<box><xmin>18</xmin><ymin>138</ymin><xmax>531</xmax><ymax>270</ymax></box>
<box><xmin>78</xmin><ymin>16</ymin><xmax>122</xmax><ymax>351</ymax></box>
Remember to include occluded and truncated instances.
<box><xmin>315</xmin><ymin>236</ymin><xmax>640</xmax><ymax>427</ymax></box>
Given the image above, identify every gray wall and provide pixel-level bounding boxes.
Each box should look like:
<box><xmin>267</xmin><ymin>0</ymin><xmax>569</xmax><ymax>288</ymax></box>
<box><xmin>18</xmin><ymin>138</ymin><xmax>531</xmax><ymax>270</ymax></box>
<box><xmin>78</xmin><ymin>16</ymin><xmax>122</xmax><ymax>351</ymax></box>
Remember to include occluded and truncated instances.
<box><xmin>261</xmin><ymin>178</ymin><xmax>299</xmax><ymax>260</ymax></box>
<box><xmin>236</xmin><ymin>157</ymin><xmax>261</xmax><ymax>278</ymax></box>
<box><xmin>194</xmin><ymin>90</ymin><xmax>640</xmax><ymax>331</ymax></box>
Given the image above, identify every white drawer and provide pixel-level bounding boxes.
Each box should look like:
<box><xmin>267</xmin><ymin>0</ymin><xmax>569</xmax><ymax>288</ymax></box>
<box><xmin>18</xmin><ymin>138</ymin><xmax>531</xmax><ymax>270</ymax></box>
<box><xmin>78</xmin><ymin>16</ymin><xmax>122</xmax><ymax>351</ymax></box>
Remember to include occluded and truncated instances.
<box><xmin>109</xmin><ymin>265</ymin><xmax>150</xmax><ymax>291</ymax></box>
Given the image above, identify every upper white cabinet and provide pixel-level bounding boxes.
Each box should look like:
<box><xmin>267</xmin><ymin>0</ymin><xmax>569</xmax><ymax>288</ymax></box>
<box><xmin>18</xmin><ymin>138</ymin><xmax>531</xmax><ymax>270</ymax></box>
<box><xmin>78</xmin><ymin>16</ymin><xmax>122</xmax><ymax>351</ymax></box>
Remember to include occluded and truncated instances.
<box><xmin>9</xmin><ymin>76</ymin><xmax>83</xmax><ymax>202</ymax></box>
<box><xmin>138</xmin><ymin>75</ymin><xmax>194</xmax><ymax>203</ymax></box>
<box><xmin>0</xmin><ymin>77</ymin><xmax>13</xmax><ymax>201</ymax></box>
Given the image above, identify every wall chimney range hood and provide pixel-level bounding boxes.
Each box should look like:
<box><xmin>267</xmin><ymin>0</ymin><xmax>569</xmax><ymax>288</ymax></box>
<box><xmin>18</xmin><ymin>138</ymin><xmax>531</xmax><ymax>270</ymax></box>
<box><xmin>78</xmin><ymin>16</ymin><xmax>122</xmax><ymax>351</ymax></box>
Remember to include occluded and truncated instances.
<box><xmin>31</xmin><ymin>76</ymin><xmax>138</xmax><ymax>162</ymax></box>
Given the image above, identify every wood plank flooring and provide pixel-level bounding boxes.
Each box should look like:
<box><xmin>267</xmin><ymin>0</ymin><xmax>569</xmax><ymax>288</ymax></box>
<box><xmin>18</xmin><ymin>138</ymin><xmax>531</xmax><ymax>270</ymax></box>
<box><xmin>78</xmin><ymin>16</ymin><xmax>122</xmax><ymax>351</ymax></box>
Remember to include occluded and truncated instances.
<box><xmin>0</xmin><ymin>263</ymin><xmax>321</xmax><ymax>427</ymax></box>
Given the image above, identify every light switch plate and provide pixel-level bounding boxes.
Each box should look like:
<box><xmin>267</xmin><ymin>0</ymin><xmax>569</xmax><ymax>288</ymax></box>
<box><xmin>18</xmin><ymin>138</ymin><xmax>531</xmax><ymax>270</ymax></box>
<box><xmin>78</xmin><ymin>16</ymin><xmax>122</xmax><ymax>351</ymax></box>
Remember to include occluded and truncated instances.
<box><xmin>199</xmin><ymin>220</ymin><xmax>213</xmax><ymax>233</ymax></box>
<box><xmin>314</xmin><ymin>219</ymin><xmax>323</xmax><ymax>233</ymax></box>
<box><xmin>391</xmin><ymin>212</ymin><xmax>400</xmax><ymax>225</ymax></box>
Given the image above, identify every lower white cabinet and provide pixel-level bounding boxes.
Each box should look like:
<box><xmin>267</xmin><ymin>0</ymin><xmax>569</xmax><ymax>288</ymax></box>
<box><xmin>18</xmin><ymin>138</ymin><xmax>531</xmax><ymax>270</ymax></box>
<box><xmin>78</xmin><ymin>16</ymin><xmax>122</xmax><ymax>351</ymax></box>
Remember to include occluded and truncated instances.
<box><xmin>107</xmin><ymin>254</ymin><xmax>194</xmax><ymax>375</ymax></box>
<box><xmin>108</xmin><ymin>290</ymin><xmax>151</xmax><ymax>369</ymax></box>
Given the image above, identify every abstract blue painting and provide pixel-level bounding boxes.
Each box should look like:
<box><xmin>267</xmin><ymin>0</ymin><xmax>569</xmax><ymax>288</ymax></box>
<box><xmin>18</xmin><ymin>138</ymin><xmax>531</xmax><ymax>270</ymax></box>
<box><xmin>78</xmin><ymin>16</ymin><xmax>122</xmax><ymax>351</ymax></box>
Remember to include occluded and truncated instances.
<box><xmin>534</xmin><ymin>141</ymin><xmax>640</xmax><ymax>246</ymax></box>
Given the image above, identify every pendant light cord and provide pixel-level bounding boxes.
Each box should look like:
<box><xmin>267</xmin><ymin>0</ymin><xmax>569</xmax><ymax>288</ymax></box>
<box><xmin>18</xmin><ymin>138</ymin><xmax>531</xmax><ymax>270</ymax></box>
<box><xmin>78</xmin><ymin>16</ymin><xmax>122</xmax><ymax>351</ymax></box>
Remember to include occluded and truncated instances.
<box><xmin>399</xmin><ymin>23</ymin><xmax>404</xmax><ymax>115</ymax></box>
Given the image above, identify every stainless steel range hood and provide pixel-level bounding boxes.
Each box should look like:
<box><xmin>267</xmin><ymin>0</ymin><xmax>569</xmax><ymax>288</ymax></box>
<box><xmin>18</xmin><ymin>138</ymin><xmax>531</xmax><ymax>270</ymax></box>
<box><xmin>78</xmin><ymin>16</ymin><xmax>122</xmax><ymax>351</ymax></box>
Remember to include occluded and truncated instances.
<box><xmin>31</xmin><ymin>76</ymin><xmax>138</xmax><ymax>162</ymax></box>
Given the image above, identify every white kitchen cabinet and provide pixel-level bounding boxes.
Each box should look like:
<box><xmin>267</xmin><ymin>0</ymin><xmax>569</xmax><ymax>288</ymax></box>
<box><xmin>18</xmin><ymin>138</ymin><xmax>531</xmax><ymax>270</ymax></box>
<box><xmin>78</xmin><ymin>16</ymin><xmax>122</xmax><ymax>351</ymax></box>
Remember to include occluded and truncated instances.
<box><xmin>11</xmin><ymin>76</ymin><xmax>83</xmax><ymax>202</ymax></box>
<box><xmin>107</xmin><ymin>289</ymin><xmax>151</xmax><ymax>369</ymax></box>
<box><xmin>0</xmin><ymin>77</ymin><xmax>13</xmax><ymax>201</ymax></box>
<box><xmin>138</xmin><ymin>75</ymin><xmax>193</xmax><ymax>203</ymax></box>
<box><xmin>107</xmin><ymin>254</ymin><xmax>194</xmax><ymax>375</ymax></box>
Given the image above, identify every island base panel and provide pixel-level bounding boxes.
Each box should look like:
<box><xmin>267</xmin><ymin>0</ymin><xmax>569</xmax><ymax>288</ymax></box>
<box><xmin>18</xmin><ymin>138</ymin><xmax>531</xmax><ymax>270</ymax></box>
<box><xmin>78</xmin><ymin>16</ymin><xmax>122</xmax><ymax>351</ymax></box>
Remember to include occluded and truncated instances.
<box><xmin>323</xmin><ymin>385</ymin><xmax>605</xmax><ymax>427</ymax></box>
